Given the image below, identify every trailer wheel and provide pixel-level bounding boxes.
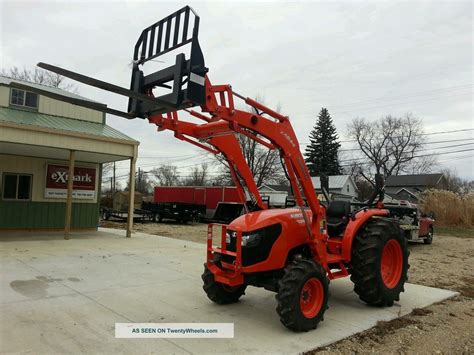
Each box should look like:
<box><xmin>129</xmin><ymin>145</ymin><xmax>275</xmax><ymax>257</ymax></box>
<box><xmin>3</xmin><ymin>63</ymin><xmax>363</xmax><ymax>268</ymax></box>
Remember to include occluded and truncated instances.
<box><xmin>154</xmin><ymin>213</ymin><xmax>162</xmax><ymax>223</ymax></box>
<box><xmin>102</xmin><ymin>210</ymin><xmax>110</xmax><ymax>221</ymax></box>
<box><xmin>424</xmin><ymin>226</ymin><xmax>433</xmax><ymax>244</ymax></box>
<box><xmin>276</xmin><ymin>259</ymin><xmax>329</xmax><ymax>332</ymax></box>
<box><xmin>351</xmin><ymin>218</ymin><xmax>409</xmax><ymax>307</ymax></box>
<box><xmin>202</xmin><ymin>261</ymin><xmax>246</xmax><ymax>304</ymax></box>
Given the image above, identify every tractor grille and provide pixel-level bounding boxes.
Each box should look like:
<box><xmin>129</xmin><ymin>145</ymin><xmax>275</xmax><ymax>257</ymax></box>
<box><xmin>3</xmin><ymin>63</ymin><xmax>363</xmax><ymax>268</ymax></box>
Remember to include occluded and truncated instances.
<box><xmin>224</xmin><ymin>224</ymin><xmax>282</xmax><ymax>267</ymax></box>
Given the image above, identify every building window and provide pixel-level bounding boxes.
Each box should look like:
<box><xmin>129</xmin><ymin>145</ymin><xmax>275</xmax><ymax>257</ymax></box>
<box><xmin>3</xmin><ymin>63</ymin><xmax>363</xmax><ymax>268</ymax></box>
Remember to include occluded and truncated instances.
<box><xmin>2</xmin><ymin>173</ymin><xmax>32</xmax><ymax>200</ymax></box>
<box><xmin>346</xmin><ymin>184</ymin><xmax>349</xmax><ymax>193</ymax></box>
<box><xmin>10</xmin><ymin>88</ymin><xmax>38</xmax><ymax>109</ymax></box>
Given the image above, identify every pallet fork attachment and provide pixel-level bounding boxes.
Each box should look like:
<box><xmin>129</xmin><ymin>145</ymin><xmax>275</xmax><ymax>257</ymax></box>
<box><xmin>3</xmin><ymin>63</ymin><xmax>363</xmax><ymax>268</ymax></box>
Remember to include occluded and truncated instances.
<box><xmin>34</xmin><ymin>6</ymin><xmax>206</xmax><ymax>119</ymax></box>
<box><xmin>129</xmin><ymin>6</ymin><xmax>207</xmax><ymax>116</ymax></box>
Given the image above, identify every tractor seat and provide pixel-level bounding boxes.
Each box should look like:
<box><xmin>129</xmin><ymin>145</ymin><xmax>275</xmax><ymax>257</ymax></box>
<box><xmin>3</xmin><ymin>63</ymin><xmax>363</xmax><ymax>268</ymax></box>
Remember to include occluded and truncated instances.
<box><xmin>326</xmin><ymin>201</ymin><xmax>351</xmax><ymax>237</ymax></box>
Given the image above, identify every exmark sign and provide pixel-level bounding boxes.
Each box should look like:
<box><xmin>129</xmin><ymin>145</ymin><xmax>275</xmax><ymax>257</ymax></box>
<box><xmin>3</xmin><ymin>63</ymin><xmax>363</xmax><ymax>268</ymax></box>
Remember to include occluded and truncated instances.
<box><xmin>45</xmin><ymin>164</ymin><xmax>96</xmax><ymax>199</ymax></box>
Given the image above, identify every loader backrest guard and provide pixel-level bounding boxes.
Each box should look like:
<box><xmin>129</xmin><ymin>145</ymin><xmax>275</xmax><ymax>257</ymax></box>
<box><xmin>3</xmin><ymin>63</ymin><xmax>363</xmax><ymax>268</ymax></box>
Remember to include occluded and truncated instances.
<box><xmin>128</xmin><ymin>6</ymin><xmax>207</xmax><ymax>117</ymax></box>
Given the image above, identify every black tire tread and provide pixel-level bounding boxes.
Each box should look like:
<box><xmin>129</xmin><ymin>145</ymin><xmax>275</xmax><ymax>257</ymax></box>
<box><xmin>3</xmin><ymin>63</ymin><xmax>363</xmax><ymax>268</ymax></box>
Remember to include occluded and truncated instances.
<box><xmin>424</xmin><ymin>226</ymin><xmax>434</xmax><ymax>244</ymax></box>
<box><xmin>350</xmin><ymin>218</ymin><xmax>409</xmax><ymax>307</ymax></box>
<box><xmin>276</xmin><ymin>259</ymin><xmax>329</xmax><ymax>332</ymax></box>
<box><xmin>201</xmin><ymin>264</ymin><xmax>246</xmax><ymax>304</ymax></box>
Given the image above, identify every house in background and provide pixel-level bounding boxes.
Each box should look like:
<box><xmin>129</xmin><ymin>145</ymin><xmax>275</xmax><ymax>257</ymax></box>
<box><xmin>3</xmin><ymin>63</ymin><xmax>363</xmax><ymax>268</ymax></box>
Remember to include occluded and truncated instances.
<box><xmin>385</xmin><ymin>173</ymin><xmax>447</xmax><ymax>203</ymax></box>
<box><xmin>311</xmin><ymin>175</ymin><xmax>359</xmax><ymax>201</ymax></box>
<box><xmin>258</xmin><ymin>184</ymin><xmax>292</xmax><ymax>207</ymax></box>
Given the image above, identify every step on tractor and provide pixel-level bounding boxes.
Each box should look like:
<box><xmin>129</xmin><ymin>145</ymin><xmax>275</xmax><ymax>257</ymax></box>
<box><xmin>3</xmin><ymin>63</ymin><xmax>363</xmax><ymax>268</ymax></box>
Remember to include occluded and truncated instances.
<box><xmin>22</xmin><ymin>6</ymin><xmax>410</xmax><ymax>332</ymax></box>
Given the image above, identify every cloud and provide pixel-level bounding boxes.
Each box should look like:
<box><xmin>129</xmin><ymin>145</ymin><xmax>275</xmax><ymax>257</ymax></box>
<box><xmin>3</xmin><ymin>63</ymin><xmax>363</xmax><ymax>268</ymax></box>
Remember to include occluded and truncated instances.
<box><xmin>1</xmin><ymin>1</ymin><xmax>472</xmax><ymax>178</ymax></box>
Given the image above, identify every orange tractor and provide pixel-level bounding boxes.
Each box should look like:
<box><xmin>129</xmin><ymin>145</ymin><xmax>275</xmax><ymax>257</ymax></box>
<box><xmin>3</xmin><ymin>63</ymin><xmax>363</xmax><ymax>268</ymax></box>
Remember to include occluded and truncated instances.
<box><xmin>21</xmin><ymin>6</ymin><xmax>409</xmax><ymax>332</ymax></box>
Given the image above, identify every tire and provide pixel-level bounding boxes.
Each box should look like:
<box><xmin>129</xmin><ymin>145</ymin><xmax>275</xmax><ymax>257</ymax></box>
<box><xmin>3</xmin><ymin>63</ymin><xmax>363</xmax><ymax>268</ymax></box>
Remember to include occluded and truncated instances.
<box><xmin>351</xmin><ymin>218</ymin><xmax>409</xmax><ymax>307</ymax></box>
<box><xmin>424</xmin><ymin>226</ymin><xmax>434</xmax><ymax>245</ymax></box>
<box><xmin>155</xmin><ymin>213</ymin><xmax>162</xmax><ymax>223</ymax></box>
<box><xmin>102</xmin><ymin>210</ymin><xmax>110</xmax><ymax>221</ymax></box>
<box><xmin>202</xmin><ymin>263</ymin><xmax>246</xmax><ymax>304</ymax></box>
<box><xmin>276</xmin><ymin>259</ymin><xmax>329</xmax><ymax>332</ymax></box>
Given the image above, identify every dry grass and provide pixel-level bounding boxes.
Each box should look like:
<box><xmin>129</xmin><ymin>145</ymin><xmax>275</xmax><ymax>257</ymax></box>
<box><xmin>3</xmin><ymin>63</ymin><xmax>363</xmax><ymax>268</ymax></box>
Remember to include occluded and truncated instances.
<box><xmin>420</xmin><ymin>189</ymin><xmax>474</xmax><ymax>226</ymax></box>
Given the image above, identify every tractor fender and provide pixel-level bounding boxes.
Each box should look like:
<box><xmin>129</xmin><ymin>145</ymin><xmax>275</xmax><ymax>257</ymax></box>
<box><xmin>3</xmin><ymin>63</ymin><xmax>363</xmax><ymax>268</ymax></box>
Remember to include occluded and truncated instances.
<box><xmin>340</xmin><ymin>209</ymin><xmax>390</xmax><ymax>262</ymax></box>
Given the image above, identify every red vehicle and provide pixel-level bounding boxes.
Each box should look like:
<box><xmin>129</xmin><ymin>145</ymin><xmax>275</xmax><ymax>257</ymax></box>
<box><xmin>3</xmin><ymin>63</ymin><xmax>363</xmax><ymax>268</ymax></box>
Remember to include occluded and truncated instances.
<box><xmin>30</xmin><ymin>6</ymin><xmax>409</xmax><ymax>332</ymax></box>
<box><xmin>154</xmin><ymin>186</ymin><xmax>240</xmax><ymax>216</ymax></box>
<box><xmin>384</xmin><ymin>201</ymin><xmax>435</xmax><ymax>244</ymax></box>
<box><xmin>417</xmin><ymin>214</ymin><xmax>435</xmax><ymax>244</ymax></box>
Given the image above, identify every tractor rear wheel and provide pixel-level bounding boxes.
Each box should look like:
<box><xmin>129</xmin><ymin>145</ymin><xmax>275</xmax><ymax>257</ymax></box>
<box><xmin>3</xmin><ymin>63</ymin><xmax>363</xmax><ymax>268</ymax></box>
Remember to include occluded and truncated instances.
<box><xmin>201</xmin><ymin>263</ymin><xmax>246</xmax><ymax>304</ymax></box>
<box><xmin>351</xmin><ymin>218</ymin><xmax>409</xmax><ymax>307</ymax></box>
<box><xmin>276</xmin><ymin>259</ymin><xmax>329</xmax><ymax>332</ymax></box>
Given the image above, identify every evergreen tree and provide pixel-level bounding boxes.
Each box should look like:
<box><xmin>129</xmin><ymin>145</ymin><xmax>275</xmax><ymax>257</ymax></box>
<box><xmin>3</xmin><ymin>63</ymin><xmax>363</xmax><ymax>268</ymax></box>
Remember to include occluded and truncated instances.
<box><xmin>304</xmin><ymin>108</ymin><xmax>341</xmax><ymax>176</ymax></box>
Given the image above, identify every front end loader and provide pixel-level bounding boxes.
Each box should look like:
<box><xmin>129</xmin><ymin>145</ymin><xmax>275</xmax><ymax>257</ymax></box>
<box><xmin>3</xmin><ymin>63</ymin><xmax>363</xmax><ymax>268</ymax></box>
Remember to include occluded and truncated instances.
<box><xmin>27</xmin><ymin>6</ymin><xmax>409</xmax><ymax>332</ymax></box>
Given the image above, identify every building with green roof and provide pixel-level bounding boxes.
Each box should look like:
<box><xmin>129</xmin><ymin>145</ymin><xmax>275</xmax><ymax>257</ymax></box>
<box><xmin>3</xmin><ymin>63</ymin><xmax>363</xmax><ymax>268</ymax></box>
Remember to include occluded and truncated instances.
<box><xmin>0</xmin><ymin>76</ymin><xmax>139</xmax><ymax>232</ymax></box>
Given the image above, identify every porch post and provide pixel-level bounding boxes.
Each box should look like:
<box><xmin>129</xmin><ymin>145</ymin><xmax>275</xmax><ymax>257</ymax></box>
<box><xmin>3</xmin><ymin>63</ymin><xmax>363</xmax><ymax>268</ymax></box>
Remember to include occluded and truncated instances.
<box><xmin>64</xmin><ymin>150</ymin><xmax>75</xmax><ymax>240</ymax></box>
<box><xmin>126</xmin><ymin>153</ymin><xmax>137</xmax><ymax>238</ymax></box>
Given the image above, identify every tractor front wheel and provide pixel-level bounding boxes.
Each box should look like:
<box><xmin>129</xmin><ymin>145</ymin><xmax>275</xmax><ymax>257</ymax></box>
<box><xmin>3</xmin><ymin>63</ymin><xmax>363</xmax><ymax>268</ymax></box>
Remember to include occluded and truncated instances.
<box><xmin>276</xmin><ymin>259</ymin><xmax>329</xmax><ymax>332</ymax></box>
<box><xmin>201</xmin><ymin>264</ymin><xmax>246</xmax><ymax>304</ymax></box>
<box><xmin>351</xmin><ymin>218</ymin><xmax>409</xmax><ymax>307</ymax></box>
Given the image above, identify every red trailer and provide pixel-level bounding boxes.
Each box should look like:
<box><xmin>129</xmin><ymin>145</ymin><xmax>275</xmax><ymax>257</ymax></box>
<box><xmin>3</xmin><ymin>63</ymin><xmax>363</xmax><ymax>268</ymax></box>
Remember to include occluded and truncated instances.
<box><xmin>154</xmin><ymin>186</ymin><xmax>241</xmax><ymax>217</ymax></box>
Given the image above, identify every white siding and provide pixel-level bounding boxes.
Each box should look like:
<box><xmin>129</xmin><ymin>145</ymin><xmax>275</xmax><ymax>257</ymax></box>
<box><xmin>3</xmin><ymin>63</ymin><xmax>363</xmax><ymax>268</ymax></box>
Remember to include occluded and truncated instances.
<box><xmin>260</xmin><ymin>191</ymin><xmax>288</xmax><ymax>207</ymax></box>
<box><xmin>0</xmin><ymin>85</ymin><xmax>103</xmax><ymax>123</ymax></box>
<box><xmin>345</xmin><ymin>179</ymin><xmax>358</xmax><ymax>198</ymax></box>
<box><xmin>39</xmin><ymin>96</ymin><xmax>103</xmax><ymax>123</ymax></box>
<box><xmin>0</xmin><ymin>86</ymin><xmax>9</xmax><ymax>107</ymax></box>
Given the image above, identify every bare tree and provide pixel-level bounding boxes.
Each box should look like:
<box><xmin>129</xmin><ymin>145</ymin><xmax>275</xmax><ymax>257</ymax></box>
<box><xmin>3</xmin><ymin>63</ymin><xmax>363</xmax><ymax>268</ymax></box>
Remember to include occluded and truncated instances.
<box><xmin>1</xmin><ymin>66</ymin><xmax>77</xmax><ymax>92</ymax></box>
<box><xmin>126</xmin><ymin>169</ymin><xmax>153</xmax><ymax>195</ymax></box>
<box><xmin>406</xmin><ymin>155</ymin><xmax>436</xmax><ymax>174</ymax></box>
<box><xmin>441</xmin><ymin>168</ymin><xmax>472</xmax><ymax>194</ymax></box>
<box><xmin>346</xmin><ymin>114</ymin><xmax>433</xmax><ymax>182</ymax></box>
<box><xmin>150</xmin><ymin>165</ymin><xmax>180</xmax><ymax>186</ymax></box>
<box><xmin>182</xmin><ymin>163</ymin><xmax>209</xmax><ymax>186</ymax></box>
<box><xmin>214</xmin><ymin>96</ymin><xmax>285</xmax><ymax>186</ymax></box>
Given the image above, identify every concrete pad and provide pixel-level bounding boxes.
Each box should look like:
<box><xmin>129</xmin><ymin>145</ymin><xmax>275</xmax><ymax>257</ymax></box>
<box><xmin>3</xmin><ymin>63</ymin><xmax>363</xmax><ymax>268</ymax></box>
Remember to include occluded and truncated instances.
<box><xmin>0</xmin><ymin>229</ymin><xmax>458</xmax><ymax>354</ymax></box>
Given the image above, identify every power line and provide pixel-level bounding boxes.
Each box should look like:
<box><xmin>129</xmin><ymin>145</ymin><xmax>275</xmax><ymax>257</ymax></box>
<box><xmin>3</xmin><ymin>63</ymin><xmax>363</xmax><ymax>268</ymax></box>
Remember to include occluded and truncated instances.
<box><xmin>112</xmin><ymin>153</ymin><xmax>212</xmax><ymax>170</ymax></box>
<box><xmin>300</xmin><ymin>128</ymin><xmax>474</xmax><ymax>145</ymax></box>
<box><xmin>137</xmin><ymin>154</ymin><xmax>196</xmax><ymax>159</ymax></box>
<box><xmin>327</xmin><ymin>84</ymin><xmax>473</xmax><ymax>110</ymax></box>
<box><xmin>424</xmin><ymin>138</ymin><xmax>474</xmax><ymax>144</ymax></box>
<box><xmin>331</xmin><ymin>92</ymin><xmax>472</xmax><ymax>115</ymax></box>
<box><xmin>339</xmin><ymin>148</ymin><xmax>474</xmax><ymax>166</ymax></box>
<box><xmin>339</xmin><ymin>141</ymin><xmax>474</xmax><ymax>153</ymax></box>
<box><xmin>422</xmin><ymin>142</ymin><xmax>474</xmax><ymax>151</ymax></box>
<box><xmin>437</xmin><ymin>154</ymin><xmax>473</xmax><ymax>164</ymax></box>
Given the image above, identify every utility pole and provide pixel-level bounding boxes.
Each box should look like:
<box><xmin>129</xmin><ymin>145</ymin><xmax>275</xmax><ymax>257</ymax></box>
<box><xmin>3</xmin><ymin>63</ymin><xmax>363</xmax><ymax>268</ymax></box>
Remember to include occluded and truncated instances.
<box><xmin>136</xmin><ymin>167</ymin><xmax>141</xmax><ymax>191</ymax></box>
<box><xmin>110</xmin><ymin>177</ymin><xmax>113</xmax><ymax>198</ymax></box>
<box><xmin>113</xmin><ymin>162</ymin><xmax>116</xmax><ymax>194</ymax></box>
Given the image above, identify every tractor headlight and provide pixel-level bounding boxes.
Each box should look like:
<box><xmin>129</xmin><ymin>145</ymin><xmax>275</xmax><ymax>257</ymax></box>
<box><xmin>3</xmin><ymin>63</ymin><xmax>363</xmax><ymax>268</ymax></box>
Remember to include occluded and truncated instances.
<box><xmin>241</xmin><ymin>232</ymin><xmax>261</xmax><ymax>247</ymax></box>
<box><xmin>225</xmin><ymin>230</ymin><xmax>262</xmax><ymax>247</ymax></box>
<box><xmin>225</xmin><ymin>231</ymin><xmax>236</xmax><ymax>244</ymax></box>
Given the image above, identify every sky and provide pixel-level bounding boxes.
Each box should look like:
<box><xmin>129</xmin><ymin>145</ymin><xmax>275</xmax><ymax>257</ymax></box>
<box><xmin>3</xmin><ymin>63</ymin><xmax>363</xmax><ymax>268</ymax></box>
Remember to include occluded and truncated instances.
<box><xmin>1</xmin><ymin>0</ymin><xmax>473</xmax><ymax>184</ymax></box>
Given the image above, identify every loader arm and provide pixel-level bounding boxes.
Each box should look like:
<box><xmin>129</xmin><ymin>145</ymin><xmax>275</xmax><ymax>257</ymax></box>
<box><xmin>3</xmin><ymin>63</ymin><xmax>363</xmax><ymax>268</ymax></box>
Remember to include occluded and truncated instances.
<box><xmin>147</xmin><ymin>111</ymin><xmax>266</xmax><ymax>211</ymax></box>
<box><xmin>155</xmin><ymin>77</ymin><xmax>327</xmax><ymax>263</ymax></box>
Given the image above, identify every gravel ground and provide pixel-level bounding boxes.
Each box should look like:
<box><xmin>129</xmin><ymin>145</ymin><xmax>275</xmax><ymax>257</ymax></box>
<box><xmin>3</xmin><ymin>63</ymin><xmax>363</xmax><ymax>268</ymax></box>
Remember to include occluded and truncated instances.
<box><xmin>101</xmin><ymin>220</ymin><xmax>474</xmax><ymax>354</ymax></box>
